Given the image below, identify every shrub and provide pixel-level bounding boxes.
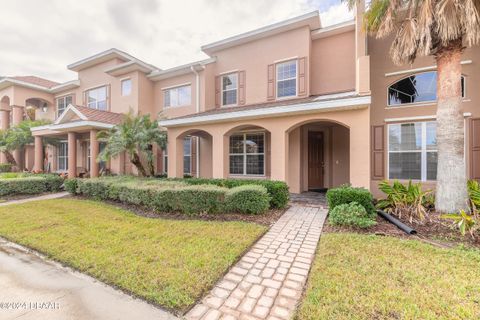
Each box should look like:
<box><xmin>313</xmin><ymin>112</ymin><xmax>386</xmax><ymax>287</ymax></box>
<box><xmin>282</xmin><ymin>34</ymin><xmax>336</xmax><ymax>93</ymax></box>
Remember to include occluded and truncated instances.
<box><xmin>442</xmin><ymin>210</ymin><xmax>479</xmax><ymax>238</ymax></box>
<box><xmin>376</xmin><ymin>180</ymin><xmax>431</xmax><ymax>223</ymax></box>
<box><xmin>0</xmin><ymin>163</ymin><xmax>12</xmax><ymax>173</ymax></box>
<box><xmin>0</xmin><ymin>174</ymin><xmax>63</xmax><ymax>196</ymax></box>
<box><xmin>64</xmin><ymin>178</ymin><xmax>78</xmax><ymax>194</ymax></box>
<box><xmin>326</xmin><ymin>185</ymin><xmax>375</xmax><ymax>215</ymax></box>
<box><xmin>329</xmin><ymin>202</ymin><xmax>377</xmax><ymax>228</ymax></box>
<box><xmin>167</xmin><ymin>178</ymin><xmax>289</xmax><ymax>209</ymax></box>
<box><xmin>225</xmin><ymin>185</ymin><xmax>271</xmax><ymax>215</ymax></box>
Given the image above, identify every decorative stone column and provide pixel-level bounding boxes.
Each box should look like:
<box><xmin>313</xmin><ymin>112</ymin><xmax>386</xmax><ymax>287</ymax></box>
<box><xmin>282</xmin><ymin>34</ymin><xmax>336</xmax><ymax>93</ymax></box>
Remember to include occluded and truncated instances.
<box><xmin>67</xmin><ymin>132</ymin><xmax>77</xmax><ymax>178</ymax></box>
<box><xmin>34</xmin><ymin>136</ymin><xmax>43</xmax><ymax>172</ymax></box>
<box><xmin>89</xmin><ymin>130</ymin><xmax>99</xmax><ymax>178</ymax></box>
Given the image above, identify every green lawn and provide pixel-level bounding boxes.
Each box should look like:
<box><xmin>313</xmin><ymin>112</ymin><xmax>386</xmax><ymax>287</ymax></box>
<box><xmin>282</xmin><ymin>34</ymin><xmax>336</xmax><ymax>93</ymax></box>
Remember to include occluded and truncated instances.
<box><xmin>297</xmin><ymin>233</ymin><xmax>480</xmax><ymax>320</ymax></box>
<box><xmin>0</xmin><ymin>199</ymin><xmax>266</xmax><ymax>313</ymax></box>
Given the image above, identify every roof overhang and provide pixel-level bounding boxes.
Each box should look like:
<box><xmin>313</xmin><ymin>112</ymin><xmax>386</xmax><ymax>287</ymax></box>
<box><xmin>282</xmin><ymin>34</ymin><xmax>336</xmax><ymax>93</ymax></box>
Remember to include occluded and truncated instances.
<box><xmin>201</xmin><ymin>11</ymin><xmax>321</xmax><ymax>55</ymax></box>
<box><xmin>50</xmin><ymin>80</ymin><xmax>81</xmax><ymax>94</ymax></box>
<box><xmin>147</xmin><ymin>57</ymin><xmax>216</xmax><ymax>81</ymax></box>
<box><xmin>160</xmin><ymin>94</ymin><xmax>371</xmax><ymax>128</ymax></box>
<box><xmin>311</xmin><ymin>20</ymin><xmax>355</xmax><ymax>40</ymax></box>
<box><xmin>31</xmin><ymin>121</ymin><xmax>114</xmax><ymax>135</ymax></box>
<box><xmin>54</xmin><ymin>104</ymin><xmax>86</xmax><ymax>124</ymax></box>
<box><xmin>0</xmin><ymin>78</ymin><xmax>52</xmax><ymax>93</ymax></box>
<box><xmin>105</xmin><ymin>60</ymin><xmax>156</xmax><ymax>76</ymax></box>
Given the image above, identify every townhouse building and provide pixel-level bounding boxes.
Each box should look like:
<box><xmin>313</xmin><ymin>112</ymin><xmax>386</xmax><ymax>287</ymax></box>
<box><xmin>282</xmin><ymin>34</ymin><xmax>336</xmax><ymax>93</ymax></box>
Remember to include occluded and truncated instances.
<box><xmin>0</xmin><ymin>2</ymin><xmax>478</xmax><ymax>197</ymax></box>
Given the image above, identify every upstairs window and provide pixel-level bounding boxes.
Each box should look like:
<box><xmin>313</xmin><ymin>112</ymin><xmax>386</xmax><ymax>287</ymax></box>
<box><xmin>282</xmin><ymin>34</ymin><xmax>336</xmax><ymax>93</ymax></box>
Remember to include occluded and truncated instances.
<box><xmin>388</xmin><ymin>71</ymin><xmax>465</xmax><ymax>106</ymax></box>
<box><xmin>121</xmin><ymin>79</ymin><xmax>132</xmax><ymax>96</ymax></box>
<box><xmin>86</xmin><ymin>86</ymin><xmax>108</xmax><ymax>110</ymax></box>
<box><xmin>164</xmin><ymin>85</ymin><xmax>191</xmax><ymax>108</ymax></box>
<box><xmin>56</xmin><ymin>95</ymin><xmax>73</xmax><ymax>118</ymax></box>
<box><xmin>222</xmin><ymin>73</ymin><xmax>238</xmax><ymax>106</ymax></box>
<box><xmin>276</xmin><ymin>60</ymin><xmax>297</xmax><ymax>98</ymax></box>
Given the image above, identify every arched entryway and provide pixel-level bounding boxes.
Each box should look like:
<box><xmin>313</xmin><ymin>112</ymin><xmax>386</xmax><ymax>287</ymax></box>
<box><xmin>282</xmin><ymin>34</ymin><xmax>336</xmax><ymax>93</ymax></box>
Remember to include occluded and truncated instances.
<box><xmin>286</xmin><ymin>119</ymin><xmax>350</xmax><ymax>193</ymax></box>
<box><xmin>25</xmin><ymin>98</ymin><xmax>52</xmax><ymax>121</ymax></box>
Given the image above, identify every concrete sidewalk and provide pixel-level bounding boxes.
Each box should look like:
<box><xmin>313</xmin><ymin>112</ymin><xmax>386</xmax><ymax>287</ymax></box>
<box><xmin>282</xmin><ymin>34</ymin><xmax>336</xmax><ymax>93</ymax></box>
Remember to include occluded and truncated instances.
<box><xmin>0</xmin><ymin>238</ymin><xmax>178</xmax><ymax>320</ymax></box>
<box><xmin>0</xmin><ymin>192</ymin><xmax>69</xmax><ymax>206</ymax></box>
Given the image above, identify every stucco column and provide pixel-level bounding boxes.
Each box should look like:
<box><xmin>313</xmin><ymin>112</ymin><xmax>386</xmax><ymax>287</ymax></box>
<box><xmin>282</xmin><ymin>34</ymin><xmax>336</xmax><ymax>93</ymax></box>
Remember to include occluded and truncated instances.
<box><xmin>0</xmin><ymin>110</ymin><xmax>9</xmax><ymax>164</ymax></box>
<box><xmin>33</xmin><ymin>136</ymin><xmax>43</xmax><ymax>172</ymax></box>
<box><xmin>211</xmin><ymin>132</ymin><xmax>227</xmax><ymax>179</ymax></box>
<box><xmin>11</xmin><ymin>105</ymin><xmax>24</xmax><ymax>125</ymax></box>
<box><xmin>89</xmin><ymin>130</ymin><xmax>99</xmax><ymax>178</ymax></box>
<box><xmin>270</xmin><ymin>128</ymin><xmax>289</xmax><ymax>182</ymax></box>
<box><xmin>167</xmin><ymin>130</ymin><xmax>184</xmax><ymax>178</ymax></box>
<box><xmin>67</xmin><ymin>132</ymin><xmax>77</xmax><ymax>178</ymax></box>
<box><xmin>349</xmin><ymin>109</ymin><xmax>370</xmax><ymax>188</ymax></box>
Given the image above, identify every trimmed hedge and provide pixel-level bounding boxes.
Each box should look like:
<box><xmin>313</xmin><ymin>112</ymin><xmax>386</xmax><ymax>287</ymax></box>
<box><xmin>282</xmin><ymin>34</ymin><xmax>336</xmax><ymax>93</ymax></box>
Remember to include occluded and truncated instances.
<box><xmin>0</xmin><ymin>174</ymin><xmax>64</xmax><ymax>196</ymax></box>
<box><xmin>329</xmin><ymin>202</ymin><xmax>376</xmax><ymax>228</ymax></box>
<box><xmin>167</xmin><ymin>178</ymin><xmax>289</xmax><ymax>209</ymax></box>
<box><xmin>69</xmin><ymin>178</ymin><xmax>272</xmax><ymax>215</ymax></box>
<box><xmin>0</xmin><ymin>163</ymin><xmax>12</xmax><ymax>173</ymax></box>
<box><xmin>225</xmin><ymin>185</ymin><xmax>271</xmax><ymax>215</ymax></box>
<box><xmin>326</xmin><ymin>185</ymin><xmax>375</xmax><ymax>215</ymax></box>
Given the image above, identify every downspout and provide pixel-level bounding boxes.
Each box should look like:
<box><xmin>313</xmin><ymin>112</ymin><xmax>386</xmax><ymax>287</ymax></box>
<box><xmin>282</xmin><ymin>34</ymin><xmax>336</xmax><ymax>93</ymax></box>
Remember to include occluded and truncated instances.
<box><xmin>190</xmin><ymin>65</ymin><xmax>204</xmax><ymax>177</ymax></box>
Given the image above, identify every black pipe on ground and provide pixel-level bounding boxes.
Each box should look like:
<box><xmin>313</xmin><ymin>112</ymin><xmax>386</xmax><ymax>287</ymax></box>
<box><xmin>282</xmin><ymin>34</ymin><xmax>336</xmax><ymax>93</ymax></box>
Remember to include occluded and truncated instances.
<box><xmin>377</xmin><ymin>210</ymin><xmax>417</xmax><ymax>235</ymax></box>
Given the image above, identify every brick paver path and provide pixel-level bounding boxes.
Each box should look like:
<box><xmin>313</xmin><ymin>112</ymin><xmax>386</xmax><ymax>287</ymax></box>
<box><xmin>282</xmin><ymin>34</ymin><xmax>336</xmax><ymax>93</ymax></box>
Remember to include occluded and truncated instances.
<box><xmin>186</xmin><ymin>205</ymin><xmax>327</xmax><ymax>320</ymax></box>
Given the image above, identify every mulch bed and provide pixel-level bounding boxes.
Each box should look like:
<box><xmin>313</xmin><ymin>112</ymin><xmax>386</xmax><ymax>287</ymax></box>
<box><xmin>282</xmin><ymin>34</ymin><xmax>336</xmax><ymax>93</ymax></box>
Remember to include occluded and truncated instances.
<box><xmin>324</xmin><ymin>212</ymin><xmax>480</xmax><ymax>249</ymax></box>
<box><xmin>66</xmin><ymin>195</ymin><xmax>285</xmax><ymax>226</ymax></box>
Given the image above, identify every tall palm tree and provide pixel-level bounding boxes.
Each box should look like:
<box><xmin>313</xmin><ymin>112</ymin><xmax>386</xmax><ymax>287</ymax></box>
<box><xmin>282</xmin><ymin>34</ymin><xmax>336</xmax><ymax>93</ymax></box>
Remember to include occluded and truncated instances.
<box><xmin>346</xmin><ymin>0</ymin><xmax>480</xmax><ymax>212</ymax></box>
<box><xmin>98</xmin><ymin>112</ymin><xmax>167</xmax><ymax>177</ymax></box>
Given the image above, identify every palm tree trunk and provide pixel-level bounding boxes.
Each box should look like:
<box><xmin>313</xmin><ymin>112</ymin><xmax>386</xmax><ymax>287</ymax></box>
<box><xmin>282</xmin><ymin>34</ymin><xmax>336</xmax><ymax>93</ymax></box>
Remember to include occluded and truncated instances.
<box><xmin>435</xmin><ymin>40</ymin><xmax>469</xmax><ymax>213</ymax></box>
<box><xmin>130</xmin><ymin>152</ymin><xmax>148</xmax><ymax>177</ymax></box>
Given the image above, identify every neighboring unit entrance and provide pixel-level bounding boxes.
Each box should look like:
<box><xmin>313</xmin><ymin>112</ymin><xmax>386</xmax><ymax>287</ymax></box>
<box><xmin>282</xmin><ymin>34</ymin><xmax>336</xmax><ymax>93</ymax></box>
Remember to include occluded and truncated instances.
<box><xmin>308</xmin><ymin>131</ymin><xmax>324</xmax><ymax>190</ymax></box>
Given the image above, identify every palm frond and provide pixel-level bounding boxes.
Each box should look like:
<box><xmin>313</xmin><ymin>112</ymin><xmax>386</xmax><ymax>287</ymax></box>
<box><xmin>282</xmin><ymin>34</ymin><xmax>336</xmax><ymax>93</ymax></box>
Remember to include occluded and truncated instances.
<box><xmin>436</xmin><ymin>0</ymin><xmax>463</xmax><ymax>45</ymax></box>
<box><xmin>391</xmin><ymin>17</ymin><xmax>419</xmax><ymax>64</ymax></box>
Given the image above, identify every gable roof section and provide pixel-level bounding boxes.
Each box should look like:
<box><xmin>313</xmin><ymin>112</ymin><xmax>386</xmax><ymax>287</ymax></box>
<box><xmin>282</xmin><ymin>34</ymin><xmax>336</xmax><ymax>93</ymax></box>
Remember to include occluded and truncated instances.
<box><xmin>201</xmin><ymin>11</ymin><xmax>321</xmax><ymax>55</ymax></box>
<box><xmin>55</xmin><ymin>104</ymin><xmax>124</xmax><ymax>125</ymax></box>
<box><xmin>0</xmin><ymin>76</ymin><xmax>59</xmax><ymax>92</ymax></box>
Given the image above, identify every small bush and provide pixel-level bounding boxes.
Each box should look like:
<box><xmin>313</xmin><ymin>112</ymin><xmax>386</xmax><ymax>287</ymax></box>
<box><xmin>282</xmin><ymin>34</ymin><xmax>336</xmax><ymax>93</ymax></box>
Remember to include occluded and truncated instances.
<box><xmin>64</xmin><ymin>179</ymin><xmax>78</xmax><ymax>194</ymax></box>
<box><xmin>326</xmin><ymin>185</ymin><xmax>375</xmax><ymax>215</ymax></box>
<box><xmin>329</xmin><ymin>202</ymin><xmax>376</xmax><ymax>228</ymax></box>
<box><xmin>225</xmin><ymin>185</ymin><xmax>271</xmax><ymax>215</ymax></box>
<box><xmin>0</xmin><ymin>163</ymin><xmax>12</xmax><ymax>173</ymax></box>
<box><xmin>0</xmin><ymin>174</ymin><xmax>63</xmax><ymax>196</ymax></box>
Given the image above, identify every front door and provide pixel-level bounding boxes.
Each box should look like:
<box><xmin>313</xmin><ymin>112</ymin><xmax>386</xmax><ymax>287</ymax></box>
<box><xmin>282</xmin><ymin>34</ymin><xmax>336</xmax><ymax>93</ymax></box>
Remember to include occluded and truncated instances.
<box><xmin>308</xmin><ymin>131</ymin><xmax>324</xmax><ymax>189</ymax></box>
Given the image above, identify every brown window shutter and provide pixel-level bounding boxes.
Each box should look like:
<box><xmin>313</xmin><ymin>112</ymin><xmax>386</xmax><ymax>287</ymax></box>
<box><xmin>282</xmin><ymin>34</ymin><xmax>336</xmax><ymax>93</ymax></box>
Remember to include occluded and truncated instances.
<box><xmin>471</xmin><ymin>118</ymin><xmax>480</xmax><ymax>181</ymax></box>
<box><xmin>238</xmin><ymin>71</ymin><xmax>246</xmax><ymax>105</ymax></box>
<box><xmin>191</xmin><ymin>137</ymin><xmax>197</xmax><ymax>176</ymax></box>
<box><xmin>215</xmin><ymin>76</ymin><xmax>221</xmax><ymax>107</ymax></box>
<box><xmin>298</xmin><ymin>57</ymin><xmax>307</xmax><ymax>96</ymax></box>
<box><xmin>371</xmin><ymin>125</ymin><xmax>385</xmax><ymax>180</ymax></box>
<box><xmin>267</xmin><ymin>64</ymin><xmax>275</xmax><ymax>101</ymax></box>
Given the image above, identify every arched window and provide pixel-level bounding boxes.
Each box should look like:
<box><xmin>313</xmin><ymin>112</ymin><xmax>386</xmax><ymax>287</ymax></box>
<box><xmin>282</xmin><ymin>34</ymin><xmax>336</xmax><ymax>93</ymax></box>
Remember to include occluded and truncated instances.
<box><xmin>388</xmin><ymin>71</ymin><xmax>465</xmax><ymax>106</ymax></box>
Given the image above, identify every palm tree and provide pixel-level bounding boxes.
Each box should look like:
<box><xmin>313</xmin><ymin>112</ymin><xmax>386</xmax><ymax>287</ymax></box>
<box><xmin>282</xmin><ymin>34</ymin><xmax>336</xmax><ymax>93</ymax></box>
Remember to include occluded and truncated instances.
<box><xmin>98</xmin><ymin>112</ymin><xmax>167</xmax><ymax>177</ymax></box>
<box><xmin>345</xmin><ymin>0</ymin><xmax>480</xmax><ymax>212</ymax></box>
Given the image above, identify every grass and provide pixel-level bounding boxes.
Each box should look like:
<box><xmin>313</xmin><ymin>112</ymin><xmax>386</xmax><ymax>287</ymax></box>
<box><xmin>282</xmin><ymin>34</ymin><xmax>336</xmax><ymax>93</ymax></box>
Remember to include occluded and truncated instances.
<box><xmin>297</xmin><ymin>233</ymin><xmax>480</xmax><ymax>320</ymax></box>
<box><xmin>0</xmin><ymin>199</ymin><xmax>266</xmax><ymax>313</ymax></box>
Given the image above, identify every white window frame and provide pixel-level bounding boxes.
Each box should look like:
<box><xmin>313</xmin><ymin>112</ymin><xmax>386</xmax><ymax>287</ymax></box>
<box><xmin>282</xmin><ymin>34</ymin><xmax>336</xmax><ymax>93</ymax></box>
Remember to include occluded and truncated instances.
<box><xmin>221</xmin><ymin>73</ymin><xmax>238</xmax><ymax>107</ymax></box>
<box><xmin>57</xmin><ymin>141</ymin><xmax>68</xmax><ymax>172</ymax></box>
<box><xmin>121</xmin><ymin>78</ymin><xmax>132</xmax><ymax>96</ymax></box>
<box><xmin>162</xmin><ymin>147</ymin><xmax>168</xmax><ymax>174</ymax></box>
<box><xmin>56</xmin><ymin>95</ymin><xmax>73</xmax><ymax>118</ymax></box>
<box><xmin>387</xmin><ymin>121</ymin><xmax>437</xmax><ymax>181</ymax></box>
<box><xmin>86</xmin><ymin>85</ymin><xmax>108</xmax><ymax>110</ymax></box>
<box><xmin>276</xmin><ymin>59</ymin><xmax>298</xmax><ymax>99</ymax></box>
<box><xmin>229</xmin><ymin>132</ymin><xmax>266</xmax><ymax>176</ymax></box>
<box><xmin>164</xmin><ymin>85</ymin><xmax>192</xmax><ymax>108</ymax></box>
<box><xmin>183</xmin><ymin>137</ymin><xmax>192</xmax><ymax>175</ymax></box>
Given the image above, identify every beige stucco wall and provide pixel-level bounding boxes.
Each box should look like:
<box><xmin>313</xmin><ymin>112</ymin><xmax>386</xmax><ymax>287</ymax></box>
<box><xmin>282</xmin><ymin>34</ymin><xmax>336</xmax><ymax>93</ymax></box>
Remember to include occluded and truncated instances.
<box><xmin>153</xmin><ymin>73</ymin><xmax>197</xmax><ymax>118</ymax></box>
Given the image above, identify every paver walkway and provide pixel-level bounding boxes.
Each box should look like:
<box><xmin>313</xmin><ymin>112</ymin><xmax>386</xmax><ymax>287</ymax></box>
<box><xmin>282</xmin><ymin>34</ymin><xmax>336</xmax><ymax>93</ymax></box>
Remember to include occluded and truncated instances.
<box><xmin>0</xmin><ymin>192</ymin><xmax>68</xmax><ymax>206</ymax></box>
<box><xmin>186</xmin><ymin>205</ymin><xmax>327</xmax><ymax>320</ymax></box>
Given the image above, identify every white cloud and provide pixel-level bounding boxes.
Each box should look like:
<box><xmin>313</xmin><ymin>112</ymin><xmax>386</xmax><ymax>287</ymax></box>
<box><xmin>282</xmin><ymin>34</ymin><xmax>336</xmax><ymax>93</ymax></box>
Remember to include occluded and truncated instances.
<box><xmin>0</xmin><ymin>0</ymin><xmax>352</xmax><ymax>82</ymax></box>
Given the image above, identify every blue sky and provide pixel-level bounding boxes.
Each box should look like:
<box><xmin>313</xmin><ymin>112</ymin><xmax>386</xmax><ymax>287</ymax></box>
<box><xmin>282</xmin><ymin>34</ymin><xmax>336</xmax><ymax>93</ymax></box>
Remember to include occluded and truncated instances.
<box><xmin>0</xmin><ymin>0</ymin><xmax>352</xmax><ymax>82</ymax></box>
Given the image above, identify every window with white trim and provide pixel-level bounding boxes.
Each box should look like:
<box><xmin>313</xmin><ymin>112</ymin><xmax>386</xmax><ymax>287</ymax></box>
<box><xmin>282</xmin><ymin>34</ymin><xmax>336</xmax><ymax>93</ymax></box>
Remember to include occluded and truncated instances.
<box><xmin>56</xmin><ymin>95</ymin><xmax>73</xmax><ymax>118</ymax></box>
<box><xmin>388</xmin><ymin>71</ymin><xmax>465</xmax><ymax>106</ymax></box>
<box><xmin>87</xmin><ymin>142</ymin><xmax>107</xmax><ymax>171</ymax></box>
<box><xmin>276</xmin><ymin>60</ymin><xmax>297</xmax><ymax>98</ymax></box>
<box><xmin>163</xmin><ymin>147</ymin><xmax>168</xmax><ymax>174</ymax></box>
<box><xmin>183</xmin><ymin>137</ymin><xmax>191</xmax><ymax>175</ymax></box>
<box><xmin>86</xmin><ymin>86</ymin><xmax>108</xmax><ymax>110</ymax></box>
<box><xmin>229</xmin><ymin>133</ymin><xmax>265</xmax><ymax>175</ymax></box>
<box><xmin>222</xmin><ymin>73</ymin><xmax>238</xmax><ymax>106</ymax></box>
<box><xmin>57</xmin><ymin>142</ymin><xmax>68</xmax><ymax>171</ymax></box>
<box><xmin>164</xmin><ymin>85</ymin><xmax>191</xmax><ymax>108</ymax></box>
<box><xmin>388</xmin><ymin>121</ymin><xmax>437</xmax><ymax>181</ymax></box>
<box><xmin>121</xmin><ymin>79</ymin><xmax>132</xmax><ymax>96</ymax></box>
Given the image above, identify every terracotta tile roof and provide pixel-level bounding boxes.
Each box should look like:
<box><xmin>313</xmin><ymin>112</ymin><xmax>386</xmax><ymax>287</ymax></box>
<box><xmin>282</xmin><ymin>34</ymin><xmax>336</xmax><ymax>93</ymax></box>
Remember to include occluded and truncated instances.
<box><xmin>73</xmin><ymin>105</ymin><xmax>125</xmax><ymax>125</ymax></box>
<box><xmin>169</xmin><ymin>91</ymin><xmax>358</xmax><ymax>120</ymax></box>
<box><xmin>11</xmin><ymin>76</ymin><xmax>59</xmax><ymax>88</ymax></box>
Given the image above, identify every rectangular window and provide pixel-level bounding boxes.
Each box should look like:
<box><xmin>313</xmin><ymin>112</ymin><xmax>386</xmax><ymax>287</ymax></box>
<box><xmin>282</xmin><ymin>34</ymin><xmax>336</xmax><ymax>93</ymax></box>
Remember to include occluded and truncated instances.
<box><xmin>57</xmin><ymin>142</ymin><xmax>68</xmax><ymax>171</ymax></box>
<box><xmin>164</xmin><ymin>85</ymin><xmax>191</xmax><ymax>108</ymax></box>
<box><xmin>184</xmin><ymin>137</ymin><xmax>191</xmax><ymax>175</ymax></box>
<box><xmin>229</xmin><ymin>132</ymin><xmax>265</xmax><ymax>176</ymax></box>
<box><xmin>56</xmin><ymin>95</ymin><xmax>73</xmax><ymax>118</ymax></box>
<box><xmin>222</xmin><ymin>73</ymin><xmax>238</xmax><ymax>106</ymax></box>
<box><xmin>276</xmin><ymin>60</ymin><xmax>297</xmax><ymax>98</ymax></box>
<box><xmin>163</xmin><ymin>147</ymin><xmax>168</xmax><ymax>174</ymax></box>
<box><xmin>121</xmin><ymin>79</ymin><xmax>132</xmax><ymax>96</ymax></box>
<box><xmin>87</xmin><ymin>142</ymin><xmax>107</xmax><ymax>171</ymax></box>
<box><xmin>388</xmin><ymin>121</ymin><xmax>437</xmax><ymax>181</ymax></box>
<box><xmin>86</xmin><ymin>86</ymin><xmax>108</xmax><ymax>110</ymax></box>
